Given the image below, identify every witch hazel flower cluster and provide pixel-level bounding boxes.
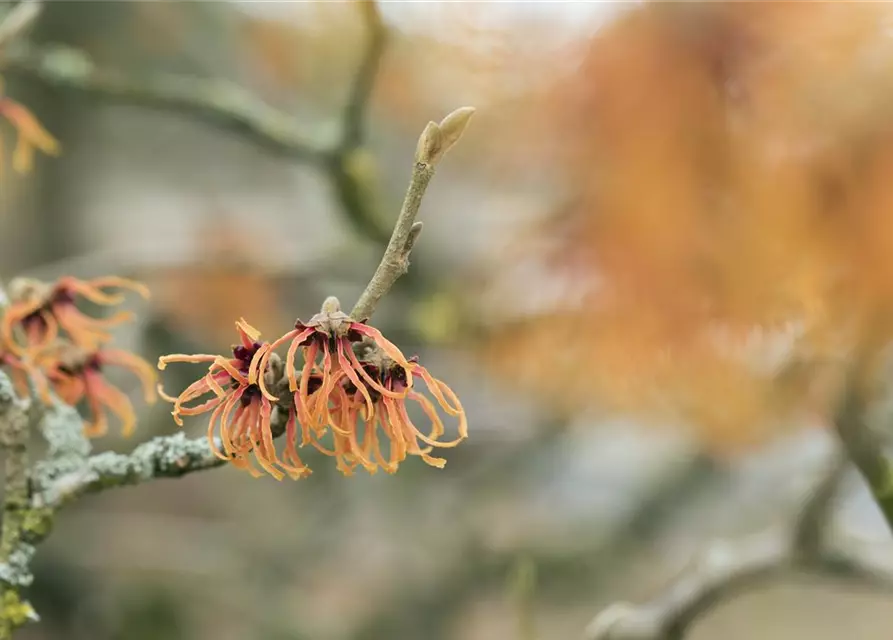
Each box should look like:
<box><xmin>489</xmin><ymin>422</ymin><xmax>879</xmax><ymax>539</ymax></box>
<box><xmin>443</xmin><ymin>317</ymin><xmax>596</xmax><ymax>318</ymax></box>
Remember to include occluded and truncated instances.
<box><xmin>0</xmin><ymin>276</ymin><xmax>157</xmax><ymax>436</ymax></box>
<box><xmin>158</xmin><ymin>297</ymin><xmax>467</xmax><ymax>480</ymax></box>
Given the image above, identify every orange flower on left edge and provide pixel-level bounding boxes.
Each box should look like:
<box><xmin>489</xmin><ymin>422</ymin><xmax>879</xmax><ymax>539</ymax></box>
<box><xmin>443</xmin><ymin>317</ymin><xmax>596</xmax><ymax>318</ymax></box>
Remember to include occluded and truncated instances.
<box><xmin>0</xmin><ymin>82</ymin><xmax>59</xmax><ymax>175</ymax></box>
<box><xmin>2</xmin><ymin>276</ymin><xmax>150</xmax><ymax>356</ymax></box>
<box><xmin>37</xmin><ymin>342</ymin><xmax>157</xmax><ymax>438</ymax></box>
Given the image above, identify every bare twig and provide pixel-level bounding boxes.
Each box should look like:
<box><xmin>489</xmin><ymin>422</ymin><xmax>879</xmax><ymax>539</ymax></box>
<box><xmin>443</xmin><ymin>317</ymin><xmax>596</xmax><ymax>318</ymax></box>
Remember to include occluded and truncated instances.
<box><xmin>350</xmin><ymin>107</ymin><xmax>475</xmax><ymax>322</ymax></box>
<box><xmin>585</xmin><ymin>529</ymin><xmax>791</xmax><ymax>640</ymax></box>
<box><xmin>583</xmin><ymin>456</ymin><xmax>893</xmax><ymax>640</ymax></box>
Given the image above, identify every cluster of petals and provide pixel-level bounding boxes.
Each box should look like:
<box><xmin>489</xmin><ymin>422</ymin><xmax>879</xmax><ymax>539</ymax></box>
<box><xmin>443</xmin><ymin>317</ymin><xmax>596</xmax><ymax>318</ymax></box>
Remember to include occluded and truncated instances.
<box><xmin>0</xmin><ymin>276</ymin><xmax>156</xmax><ymax>437</ymax></box>
<box><xmin>158</xmin><ymin>299</ymin><xmax>467</xmax><ymax>480</ymax></box>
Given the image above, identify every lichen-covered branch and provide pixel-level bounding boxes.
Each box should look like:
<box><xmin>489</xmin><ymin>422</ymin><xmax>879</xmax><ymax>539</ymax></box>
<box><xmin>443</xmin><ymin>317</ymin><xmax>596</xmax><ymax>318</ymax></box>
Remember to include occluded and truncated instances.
<box><xmin>583</xmin><ymin>457</ymin><xmax>893</xmax><ymax>640</ymax></box>
<box><xmin>0</xmin><ymin>372</ymin><xmax>36</xmax><ymax>638</ymax></box>
<box><xmin>0</xmin><ymin>397</ymin><xmax>292</xmax><ymax>633</ymax></box>
<box><xmin>350</xmin><ymin>107</ymin><xmax>475</xmax><ymax>322</ymax></box>
<box><xmin>35</xmin><ymin>406</ymin><xmax>290</xmax><ymax>506</ymax></box>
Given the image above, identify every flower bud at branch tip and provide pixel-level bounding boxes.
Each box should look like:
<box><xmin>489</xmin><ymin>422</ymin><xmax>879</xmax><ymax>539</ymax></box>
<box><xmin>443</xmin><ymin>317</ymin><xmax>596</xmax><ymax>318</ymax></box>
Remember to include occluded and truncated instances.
<box><xmin>415</xmin><ymin>121</ymin><xmax>442</xmax><ymax>166</ymax></box>
<box><xmin>438</xmin><ymin>106</ymin><xmax>475</xmax><ymax>153</ymax></box>
<box><xmin>414</xmin><ymin>106</ymin><xmax>475</xmax><ymax>167</ymax></box>
<box><xmin>321</xmin><ymin>296</ymin><xmax>342</xmax><ymax>314</ymax></box>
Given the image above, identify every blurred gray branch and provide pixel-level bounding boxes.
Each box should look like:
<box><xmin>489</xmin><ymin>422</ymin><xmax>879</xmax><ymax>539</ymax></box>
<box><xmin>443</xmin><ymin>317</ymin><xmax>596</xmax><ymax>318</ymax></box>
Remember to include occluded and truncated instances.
<box><xmin>584</xmin><ymin>455</ymin><xmax>893</xmax><ymax>640</ymax></box>
<box><xmin>1</xmin><ymin>0</ymin><xmax>395</xmax><ymax>242</ymax></box>
<box><xmin>832</xmin><ymin>349</ymin><xmax>893</xmax><ymax>532</ymax></box>
<box><xmin>1</xmin><ymin>41</ymin><xmax>326</xmax><ymax>160</ymax></box>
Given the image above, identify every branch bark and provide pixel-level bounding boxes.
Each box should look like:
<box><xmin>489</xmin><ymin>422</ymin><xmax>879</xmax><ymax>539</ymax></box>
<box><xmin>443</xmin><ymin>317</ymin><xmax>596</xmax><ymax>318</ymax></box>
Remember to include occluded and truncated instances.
<box><xmin>0</xmin><ymin>373</ymin><xmax>35</xmax><ymax>638</ymax></box>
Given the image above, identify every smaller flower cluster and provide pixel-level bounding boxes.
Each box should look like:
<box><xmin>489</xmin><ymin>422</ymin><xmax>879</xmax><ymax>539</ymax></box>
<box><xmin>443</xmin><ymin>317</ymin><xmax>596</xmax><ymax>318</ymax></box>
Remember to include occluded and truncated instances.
<box><xmin>0</xmin><ymin>276</ymin><xmax>156</xmax><ymax>436</ymax></box>
<box><xmin>0</xmin><ymin>78</ymin><xmax>59</xmax><ymax>175</ymax></box>
<box><xmin>158</xmin><ymin>298</ymin><xmax>468</xmax><ymax>480</ymax></box>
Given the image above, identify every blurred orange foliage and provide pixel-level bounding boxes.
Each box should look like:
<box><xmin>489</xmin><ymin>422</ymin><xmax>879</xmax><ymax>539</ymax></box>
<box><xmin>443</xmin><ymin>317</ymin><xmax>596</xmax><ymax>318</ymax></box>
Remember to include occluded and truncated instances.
<box><xmin>147</xmin><ymin>214</ymin><xmax>286</xmax><ymax>349</ymax></box>
<box><xmin>484</xmin><ymin>2</ymin><xmax>893</xmax><ymax>451</ymax></box>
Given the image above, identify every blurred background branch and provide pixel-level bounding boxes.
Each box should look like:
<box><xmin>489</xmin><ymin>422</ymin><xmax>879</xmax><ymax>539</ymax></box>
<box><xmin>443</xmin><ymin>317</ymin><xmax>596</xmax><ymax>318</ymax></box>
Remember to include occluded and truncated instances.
<box><xmin>585</xmin><ymin>454</ymin><xmax>893</xmax><ymax>640</ymax></box>
<box><xmin>1</xmin><ymin>0</ymin><xmax>393</xmax><ymax>245</ymax></box>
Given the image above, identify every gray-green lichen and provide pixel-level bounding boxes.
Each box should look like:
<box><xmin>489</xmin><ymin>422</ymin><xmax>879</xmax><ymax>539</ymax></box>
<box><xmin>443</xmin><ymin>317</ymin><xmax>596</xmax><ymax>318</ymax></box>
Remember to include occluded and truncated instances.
<box><xmin>0</xmin><ymin>545</ymin><xmax>34</xmax><ymax>588</ymax></box>
<box><xmin>86</xmin><ymin>431</ymin><xmax>223</xmax><ymax>488</ymax></box>
<box><xmin>35</xmin><ymin>401</ymin><xmax>90</xmax><ymax>470</ymax></box>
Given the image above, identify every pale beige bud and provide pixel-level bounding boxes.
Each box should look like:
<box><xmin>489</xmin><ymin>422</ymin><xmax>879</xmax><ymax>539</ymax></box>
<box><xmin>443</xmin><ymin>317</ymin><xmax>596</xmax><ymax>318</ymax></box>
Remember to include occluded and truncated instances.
<box><xmin>436</xmin><ymin>106</ymin><xmax>475</xmax><ymax>158</ymax></box>
<box><xmin>415</xmin><ymin>121</ymin><xmax>442</xmax><ymax>165</ymax></box>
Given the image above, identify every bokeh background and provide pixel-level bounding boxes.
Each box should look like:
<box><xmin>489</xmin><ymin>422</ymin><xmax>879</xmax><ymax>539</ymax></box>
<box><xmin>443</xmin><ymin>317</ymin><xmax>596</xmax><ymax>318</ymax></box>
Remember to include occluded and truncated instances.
<box><xmin>3</xmin><ymin>2</ymin><xmax>893</xmax><ymax>639</ymax></box>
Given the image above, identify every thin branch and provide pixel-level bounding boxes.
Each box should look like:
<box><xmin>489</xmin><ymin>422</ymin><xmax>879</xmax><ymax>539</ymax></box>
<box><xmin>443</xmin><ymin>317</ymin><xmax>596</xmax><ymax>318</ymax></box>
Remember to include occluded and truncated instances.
<box><xmin>1</xmin><ymin>42</ymin><xmax>326</xmax><ymax>161</ymax></box>
<box><xmin>350</xmin><ymin>107</ymin><xmax>475</xmax><ymax>322</ymax></box>
<box><xmin>583</xmin><ymin>456</ymin><xmax>893</xmax><ymax>640</ymax></box>
<box><xmin>585</xmin><ymin>529</ymin><xmax>791</xmax><ymax>640</ymax></box>
<box><xmin>36</xmin><ymin>406</ymin><xmax>291</xmax><ymax>507</ymax></box>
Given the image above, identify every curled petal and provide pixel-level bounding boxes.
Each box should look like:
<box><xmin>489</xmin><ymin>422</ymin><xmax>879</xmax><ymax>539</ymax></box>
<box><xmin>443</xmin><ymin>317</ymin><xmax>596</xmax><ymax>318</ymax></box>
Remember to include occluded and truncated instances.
<box><xmin>335</xmin><ymin>338</ymin><xmax>375</xmax><ymax>418</ymax></box>
<box><xmin>255</xmin><ymin>344</ymin><xmax>281</xmax><ymax>403</ymax></box>
<box><xmin>218</xmin><ymin>387</ymin><xmax>247</xmax><ymax>457</ymax></box>
<box><xmin>213</xmin><ymin>356</ymin><xmax>247</xmax><ymax>385</ymax></box>
<box><xmin>158</xmin><ymin>354</ymin><xmax>219</xmax><ymax>370</ymax></box>
<box><xmin>57</xmin><ymin>276</ymin><xmax>148</xmax><ymax>306</ymax></box>
<box><xmin>2</xmin><ymin>298</ymin><xmax>44</xmax><ymax>354</ymax></box>
<box><xmin>85</xmin><ymin>370</ymin><xmax>137</xmax><ymax>437</ymax></box>
<box><xmin>349</xmin><ymin>324</ymin><xmax>411</xmax><ymax>367</ymax></box>
<box><xmin>345</xmin><ymin>343</ymin><xmax>406</xmax><ymax>400</ymax></box>
<box><xmin>101</xmin><ymin>348</ymin><xmax>157</xmax><ymax>404</ymax></box>
<box><xmin>235</xmin><ymin>318</ymin><xmax>262</xmax><ymax>347</ymax></box>
<box><xmin>381</xmin><ymin>399</ymin><xmax>408</xmax><ymax>464</ymax></box>
<box><xmin>414</xmin><ymin>366</ymin><xmax>464</xmax><ymax>418</ymax></box>
<box><xmin>0</xmin><ymin>98</ymin><xmax>59</xmax><ymax>174</ymax></box>
<box><xmin>397</xmin><ymin>397</ymin><xmax>462</xmax><ymax>449</ymax></box>
<box><xmin>52</xmin><ymin>305</ymin><xmax>123</xmax><ymax>349</ymax></box>
<box><xmin>251</xmin><ymin>398</ymin><xmax>285</xmax><ymax>481</ymax></box>
<box><xmin>205</xmin><ymin>400</ymin><xmax>231</xmax><ymax>461</ymax></box>
<box><xmin>282</xmin><ymin>409</ymin><xmax>311</xmax><ymax>479</ymax></box>
<box><xmin>49</xmin><ymin>369</ymin><xmax>86</xmax><ymax>406</ymax></box>
<box><xmin>349</xmin><ymin>324</ymin><xmax>415</xmax><ymax>390</ymax></box>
